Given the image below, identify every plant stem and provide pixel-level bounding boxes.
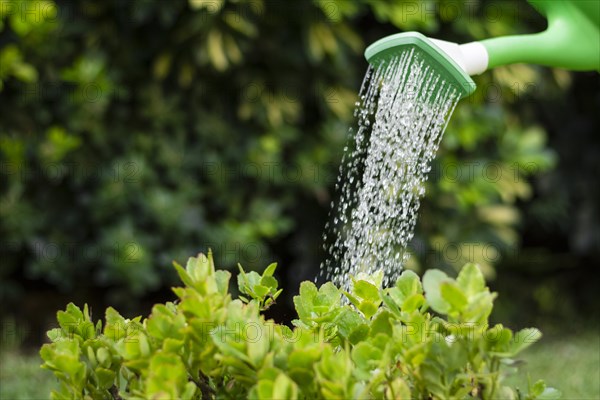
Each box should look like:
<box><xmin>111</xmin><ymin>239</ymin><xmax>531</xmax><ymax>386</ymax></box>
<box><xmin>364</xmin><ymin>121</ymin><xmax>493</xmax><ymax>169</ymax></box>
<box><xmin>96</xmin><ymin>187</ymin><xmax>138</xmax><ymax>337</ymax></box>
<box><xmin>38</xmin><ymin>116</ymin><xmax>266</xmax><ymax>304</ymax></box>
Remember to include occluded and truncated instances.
<box><xmin>109</xmin><ymin>385</ymin><xmax>122</xmax><ymax>400</ymax></box>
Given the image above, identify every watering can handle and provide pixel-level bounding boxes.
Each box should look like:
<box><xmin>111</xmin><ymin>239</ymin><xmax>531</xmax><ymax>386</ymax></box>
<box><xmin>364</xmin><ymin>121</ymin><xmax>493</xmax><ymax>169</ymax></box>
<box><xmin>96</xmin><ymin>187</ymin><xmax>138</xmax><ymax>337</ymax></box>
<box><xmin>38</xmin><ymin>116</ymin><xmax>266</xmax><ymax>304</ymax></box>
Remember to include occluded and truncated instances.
<box><xmin>479</xmin><ymin>0</ymin><xmax>600</xmax><ymax>72</ymax></box>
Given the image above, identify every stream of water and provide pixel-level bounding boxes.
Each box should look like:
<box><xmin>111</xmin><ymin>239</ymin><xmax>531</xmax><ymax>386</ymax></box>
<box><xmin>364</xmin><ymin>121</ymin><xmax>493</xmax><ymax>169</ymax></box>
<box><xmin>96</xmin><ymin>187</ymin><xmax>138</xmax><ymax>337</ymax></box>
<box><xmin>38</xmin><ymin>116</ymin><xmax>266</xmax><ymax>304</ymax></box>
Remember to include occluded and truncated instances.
<box><xmin>321</xmin><ymin>48</ymin><xmax>460</xmax><ymax>291</ymax></box>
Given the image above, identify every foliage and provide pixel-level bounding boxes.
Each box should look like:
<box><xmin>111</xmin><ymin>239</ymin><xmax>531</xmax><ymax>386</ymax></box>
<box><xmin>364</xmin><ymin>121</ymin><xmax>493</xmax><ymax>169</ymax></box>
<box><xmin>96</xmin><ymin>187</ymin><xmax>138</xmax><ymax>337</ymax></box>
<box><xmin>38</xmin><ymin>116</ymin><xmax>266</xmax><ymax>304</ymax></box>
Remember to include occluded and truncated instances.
<box><xmin>40</xmin><ymin>253</ymin><xmax>560</xmax><ymax>399</ymax></box>
<box><xmin>9</xmin><ymin>334</ymin><xmax>600</xmax><ymax>399</ymax></box>
<box><xmin>0</xmin><ymin>0</ymin><xmax>564</xmax><ymax>311</ymax></box>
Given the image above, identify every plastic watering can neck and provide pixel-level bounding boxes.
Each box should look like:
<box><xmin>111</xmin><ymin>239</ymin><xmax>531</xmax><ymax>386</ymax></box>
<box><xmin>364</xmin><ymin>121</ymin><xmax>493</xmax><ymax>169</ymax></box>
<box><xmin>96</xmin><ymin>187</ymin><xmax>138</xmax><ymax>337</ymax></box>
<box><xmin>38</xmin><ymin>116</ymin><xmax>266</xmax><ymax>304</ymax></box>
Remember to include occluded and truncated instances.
<box><xmin>480</xmin><ymin>0</ymin><xmax>600</xmax><ymax>71</ymax></box>
<box><xmin>364</xmin><ymin>1</ymin><xmax>599</xmax><ymax>98</ymax></box>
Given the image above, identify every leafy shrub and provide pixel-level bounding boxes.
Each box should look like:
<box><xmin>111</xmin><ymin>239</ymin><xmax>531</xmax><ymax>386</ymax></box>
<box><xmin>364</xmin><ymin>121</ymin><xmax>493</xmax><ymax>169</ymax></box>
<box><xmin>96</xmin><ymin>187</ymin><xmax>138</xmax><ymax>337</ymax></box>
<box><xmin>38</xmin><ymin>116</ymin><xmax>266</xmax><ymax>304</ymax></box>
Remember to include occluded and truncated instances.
<box><xmin>40</xmin><ymin>252</ymin><xmax>559</xmax><ymax>399</ymax></box>
<box><xmin>1</xmin><ymin>0</ymin><xmax>559</xmax><ymax>312</ymax></box>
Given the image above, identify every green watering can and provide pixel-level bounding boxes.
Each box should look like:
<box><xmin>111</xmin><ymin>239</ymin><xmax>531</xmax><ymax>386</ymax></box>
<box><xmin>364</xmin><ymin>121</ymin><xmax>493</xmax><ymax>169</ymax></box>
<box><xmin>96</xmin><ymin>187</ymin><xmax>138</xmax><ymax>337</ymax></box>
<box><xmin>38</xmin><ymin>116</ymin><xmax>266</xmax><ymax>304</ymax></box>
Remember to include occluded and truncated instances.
<box><xmin>365</xmin><ymin>0</ymin><xmax>600</xmax><ymax>98</ymax></box>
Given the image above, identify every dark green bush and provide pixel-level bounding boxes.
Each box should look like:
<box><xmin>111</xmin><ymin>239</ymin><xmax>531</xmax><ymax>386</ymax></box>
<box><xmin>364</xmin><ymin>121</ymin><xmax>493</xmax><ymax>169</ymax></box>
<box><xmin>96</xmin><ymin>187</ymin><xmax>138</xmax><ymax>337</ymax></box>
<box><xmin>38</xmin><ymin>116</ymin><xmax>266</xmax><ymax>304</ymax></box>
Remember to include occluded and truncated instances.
<box><xmin>40</xmin><ymin>252</ymin><xmax>559</xmax><ymax>399</ymax></box>
<box><xmin>0</xmin><ymin>0</ymin><xmax>571</xmax><ymax>318</ymax></box>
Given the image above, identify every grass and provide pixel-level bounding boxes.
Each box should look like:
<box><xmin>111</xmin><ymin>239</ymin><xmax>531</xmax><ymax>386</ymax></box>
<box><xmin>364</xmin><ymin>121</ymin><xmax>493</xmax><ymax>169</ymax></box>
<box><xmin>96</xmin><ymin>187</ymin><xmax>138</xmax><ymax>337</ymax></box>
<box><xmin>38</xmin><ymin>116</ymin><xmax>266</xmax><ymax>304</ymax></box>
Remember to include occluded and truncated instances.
<box><xmin>0</xmin><ymin>350</ymin><xmax>56</xmax><ymax>399</ymax></box>
<box><xmin>0</xmin><ymin>333</ymin><xmax>598</xmax><ymax>399</ymax></box>
<box><xmin>504</xmin><ymin>331</ymin><xmax>600</xmax><ymax>399</ymax></box>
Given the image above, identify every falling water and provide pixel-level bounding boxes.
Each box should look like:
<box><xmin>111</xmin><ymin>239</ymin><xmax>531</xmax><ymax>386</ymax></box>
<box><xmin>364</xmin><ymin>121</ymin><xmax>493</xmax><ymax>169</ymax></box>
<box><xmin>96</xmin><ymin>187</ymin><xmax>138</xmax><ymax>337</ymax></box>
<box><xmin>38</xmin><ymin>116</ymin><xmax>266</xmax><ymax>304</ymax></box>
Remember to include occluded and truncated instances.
<box><xmin>321</xmin><ymin>48</ymin><xmax>460</xmax><ymax>291</ymax></box>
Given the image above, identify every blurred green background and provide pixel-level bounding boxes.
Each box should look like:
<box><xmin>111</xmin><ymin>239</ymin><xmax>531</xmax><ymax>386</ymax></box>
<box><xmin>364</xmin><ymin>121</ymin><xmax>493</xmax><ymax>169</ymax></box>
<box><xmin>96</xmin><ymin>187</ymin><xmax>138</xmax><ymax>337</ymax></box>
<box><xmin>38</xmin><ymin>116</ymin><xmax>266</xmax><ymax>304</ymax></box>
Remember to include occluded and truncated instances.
<box><xmin>0</xmin><ymin>0</ymin><xmax>598</xmax><ymax>397</ymax></box>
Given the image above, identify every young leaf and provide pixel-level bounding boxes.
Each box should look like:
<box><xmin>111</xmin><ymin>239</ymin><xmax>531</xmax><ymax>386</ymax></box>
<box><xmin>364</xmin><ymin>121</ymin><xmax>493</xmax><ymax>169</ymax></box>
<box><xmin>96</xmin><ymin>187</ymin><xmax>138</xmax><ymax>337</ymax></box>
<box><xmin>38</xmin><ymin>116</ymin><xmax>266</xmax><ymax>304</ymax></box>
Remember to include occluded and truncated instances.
<box><xmin>272</xmin><ymin>373</ymin><xmax>299</xmax><ymax>400</ymax></box>
<box><xmin>96</xmin><ymin>347</ymin><xmax>111</xmax><ymax>368</ymax></box>
<box><xmin>358</xmin><ymin>301</ymin><xmax>379</xmax><ymax>319</ymax></box>
<box><xmin>423</xmin><ymin>270</ymin><xmax>451</xmax><ymax>314</ymax></box>
<box><xmin>530</xmin><ymin>379</ymin><xmax>546</xmax><ymax>397</ymax></box>
<box><xmin>293</xmin><ymin>281</ymin><xmax>318</xmax><ymax>320</ymax></box>
<box><xmin>56</xmin><ymin>303</ymin><xmax>83</xmax><ymax>332</ymax></box>
<box><xmin>263</xmin><ymin>262</ymin><xmax>277</xmax><ymax>277</ymax></box>
<box><xmin>353</xmin><ymin>280</ymin><xmax>380</xmax><ymax>303</ymax></box>
<box><xmin>538</xmin><ymin>387</ymin><xmax>562</xmax><ymax>400</ymax></box>
<box><xmin>386</xmin><ymin>378</ymin><xmax>411</xmax><ymax>400</ymax></box>
<box><xmin>95</xmin><ymin>367</ymin><xmax>116</xmax><ymax>389</ymax></box>
<box><xmin>214</xmin><ymin>269</ymin><xmax>231</xmax><ymax>295</ymax></box>
<box><xmin>440</xmin><ymin>281</ymin><xmax>468</xmax><ymax>312</ymax></box>
<box><xmin>401</xmin><ymin>293</ymin><xmax>425</xmax><ymax>313</ymax></box>
<box><xmin>395</xmin><ymin>270</ymin><xmax>423</xmax><ymax>298</ymax></box>
<box><xmin>456</xmin><ymin>263</ymin><xmax>486</xmax><ymax>298</ymax></box>
<box><xmin>509</xmin><ymin>328</ymin><xmax>542</xmax><ymax>356</ymax></box>
<box><xmin>370</xmin><ymin>310</ymin><xmax>393</xmax><ymax>337</ymax></box>
<box><xmin>351</xmin><ymin>342</ymin><xmax>382</xmax><ymax>370</ymax></box>
<box><xmin>333</xmin><ymin>308</ymin><xmax>365</xmax><ymax>339</ymax></box>
<box><xmin>314</xmin><ymin>282</ymin><xmax>340</xmax><ymax>309</ymax></box>
<box><xmin>260</xmin><ymin>275</ymin><xmax>278</xmax><ymax>289</ymax></box>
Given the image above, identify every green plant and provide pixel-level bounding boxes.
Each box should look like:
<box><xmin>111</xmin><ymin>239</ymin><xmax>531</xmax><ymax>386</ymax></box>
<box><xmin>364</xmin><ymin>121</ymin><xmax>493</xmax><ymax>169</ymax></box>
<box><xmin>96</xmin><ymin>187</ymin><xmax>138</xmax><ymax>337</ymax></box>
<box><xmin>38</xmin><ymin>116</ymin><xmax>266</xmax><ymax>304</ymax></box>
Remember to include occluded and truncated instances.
<box><xmin>1</xmin><ymin>0</ymin><xmax>562</xmax><ymax>314</ymax></box>
<box><xmin>40</xmin><ymin>252</ymin><xmax>559</xmax><ymax>399</ymax></box>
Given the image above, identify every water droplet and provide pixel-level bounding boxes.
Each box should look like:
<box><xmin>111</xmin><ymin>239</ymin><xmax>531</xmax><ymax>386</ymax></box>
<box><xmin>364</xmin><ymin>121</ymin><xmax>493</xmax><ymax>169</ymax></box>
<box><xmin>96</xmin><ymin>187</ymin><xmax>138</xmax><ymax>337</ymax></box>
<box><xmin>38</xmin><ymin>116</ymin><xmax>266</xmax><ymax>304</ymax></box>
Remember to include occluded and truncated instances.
<box><xmin>319</xmin><ymin>50</ymin><xmax>459</xmax><ymax>292</ymax></box>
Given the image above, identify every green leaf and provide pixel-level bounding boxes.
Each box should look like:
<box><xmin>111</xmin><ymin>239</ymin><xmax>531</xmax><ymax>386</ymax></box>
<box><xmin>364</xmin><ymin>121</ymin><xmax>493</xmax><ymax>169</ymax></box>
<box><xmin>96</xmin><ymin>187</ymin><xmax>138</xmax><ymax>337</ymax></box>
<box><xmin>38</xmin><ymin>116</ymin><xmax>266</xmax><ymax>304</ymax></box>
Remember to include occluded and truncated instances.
<box><xmin>211</xmin><ymin>327</ymin><xmax>251</xmax><ymax>362</ymax></box>
<box><xmin>333</xmin><ymin>308</ymin><xmax>365</xmax><ymax>338</ymax></box>
<box><xmin>401</xmin><ymin>293</ymin><xmax>425</xmax><ymax>313</ymax></box>
<box><xmin>189</xmin><ymin>0</ymin><xmax>224</xmax><ymax>12</ymax></box>
<box><xmin>293</xmin><ymin>281</ymin><xmax>318</xmax><ymax>320</ymax></box>
<box><xmin>182</xmin><ymin>382</ymin><xmax>198</xmax><ymax>400</ymax></box>
<box><xmin>263</xmin><ymin>262</ymin><xmax>277</xmax><ymax>277</ymax></box>
<box><xmin>147</xmin><ymin>304</ymin><xmax>184</xmax><ymax>340</ymax></box>
<box><xmin>238</xmin><ymin>269</ymin><xmax>262</xmax><ymax>296</ymax></box>
<box><xmin>47</xmin><ymin>328</ymin><xmax>63</xmax><ymax>342</ymax></box>
<box><xmin>214</xmin><ymin>269</ymin><xmax>231</xmax><ymax>295</ymax></box>
<box><xmin>386</xmin><ymin>378</ymin><xmax>411</xmax><ymax>400</ymax></box>
<box><xmin>86</xmin><ymin>345</ymin><xmax>97</xmax><ymax>367</ymax></box>
<box><xmin>497</xmin><ymin>386</ymin><xmax>517</xmax><ymax>400</ymax></box>
<box><xmin>314</xmin><ymin>282</ymin><xmax>340</xmax><ymax>308</ymax></box>
<box><xmin>420</xmin><ymin>360</ymin><xmax>447</xmax><ymax>398</ymax></box>
<box><xmin>351</xmin><ymin>342</ymin><xmax>382</xmax><ymax>369</ymax></box>
<box><xmin>95</xmin><ymin>367</ymin><xmax>116</xmax><ymax>389</ymax></box>
<box><xmin>358</xmin><ymin>301</ymin><xmax>379</xmax><ymax>319</ymax></box>
<box><xmin>538</xmin><ymin>387</ymin><xmax>562</xmax><ymax>399</ymax></box>
<box><xmin>162</xmin><ymin>338</ymin><xmax>184</xmax><ymax>353</ymax></box>
<box><xmin>456</xmin><ymin>263</ymin><xmax>486</xmax><ymax>298</ymax></box>
<box><xmin>288</xmin><ymin>347</ymin><xmax>321</xmax><ymax>370</ymax></box>
<box><xmin>173</xmin><ymin>261</ymin><xmax>195</xmax><ymax>289</ymax></box>
<box><xmin>530</xmin><ymin>379</ymin><xmax>546</xmax><ymax>397</ymax></box>
<box><xmin>252</xmin><ymin>380</ymin><xmax>274</xmax><ymax>399</ymax></box>
<box><xmin>187</xmin><ymin>253</ymin><xmax>211</xmax><ymax>281</ymax></box>
<box><xmin>348</xmin><ymin>324</ymin><xmax>369</xmax><ymax>344</ymax></box>
<box><xmin>260</xmin><ymin>275</ymin><xmax>278</xmax><ymax>289</ymax></box>
<box><xmin>273</xmin><ymin>373</ymin><xmax>299</xmax><ymax>399</ymax></box>
<box><xmin>353</xmin><ymin>280</ymin><xmax>380</xmax><ymax>303</ymax></box>
<box><xmin>395</xmin><ymin>270</ymin><xmax>423</xmax><ymax>298</ymax></box>
<box><xmin>57</xmin><ymin>303</ymin><xmax>83</xmax><ymax>332</ymax></box>
<box><xmin>370</xmin><ymin>310</ymin><xmax>393</xmax><ymax>337</ymax></box>
<box><xmin>510</xmin><ymin>328</ymin><xmax>542</xmax><ymax>356</ymax></box>
<box><xmin>423</xmin><ymin>270</ymin><xmax>451</xmax><ymax>314</ymax></box>
<box><xmin>344</xmin><ymin>291</ymin><xmax>361</xmax><ymax>310</ymax></box>
<box><xmin>440</xmin><ymin>281</ymin><xmax>468</xmax><ymax>312</ymax></box>
<box><xmin>104</xmin><ymin>307</ymin><xmax>128</xmax><ymax>341</ymax></box>
<box><xmin>381</xmin><ymin>291</ymin><xmax>402</xmax><ymax>317</ymax></box>
<box><xmin>253</xmin><ymin>284</ymin><xmax>270</xmax><ymax>298</ymax></box>
<box><xmin>96</xmin><ymin>347</ymin><xmax>111</xmax><ymax>368</ymax></box>
<box><xmin>463</xmin><ymin>290</ymin><xmax>496</xmax><ymax>323</ymax></box>
<box><xmin>485</xmin><ymin>324</ymin><xmax>513</xmax><ymax>350</ymax></box>
<box><xmin>246</xmin><ymin>330</ymin><xmax>269</xmax><ymax>367</ymax></box>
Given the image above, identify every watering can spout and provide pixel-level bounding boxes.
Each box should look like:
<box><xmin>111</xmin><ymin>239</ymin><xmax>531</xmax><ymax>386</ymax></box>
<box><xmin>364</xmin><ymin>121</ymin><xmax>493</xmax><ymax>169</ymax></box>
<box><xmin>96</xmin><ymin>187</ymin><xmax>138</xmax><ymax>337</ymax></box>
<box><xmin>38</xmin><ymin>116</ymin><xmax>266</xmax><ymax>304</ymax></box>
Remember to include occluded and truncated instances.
<box><xmin>364</xmin><ymin>0</ymin><xmax>599</xmax><ymax>98</ymax></box>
